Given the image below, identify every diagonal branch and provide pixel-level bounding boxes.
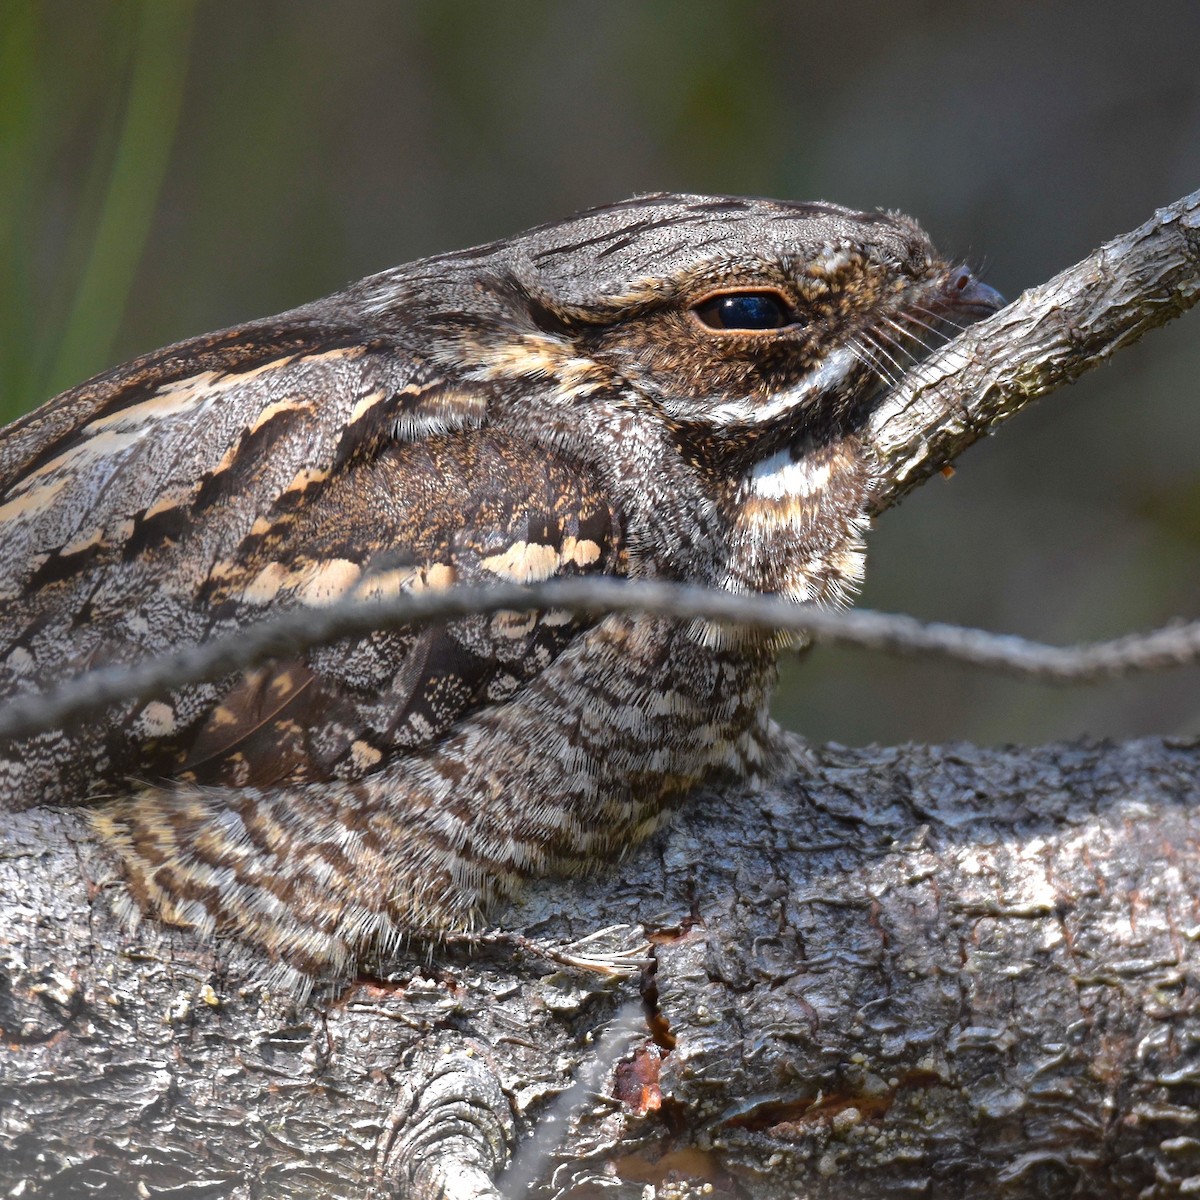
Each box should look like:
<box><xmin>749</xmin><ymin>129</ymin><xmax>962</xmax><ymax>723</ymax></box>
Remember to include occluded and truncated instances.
<box><xmin>867</xmin><ymin>186</ymin><xmax>1200</xmax><ymax>510</ymax></box>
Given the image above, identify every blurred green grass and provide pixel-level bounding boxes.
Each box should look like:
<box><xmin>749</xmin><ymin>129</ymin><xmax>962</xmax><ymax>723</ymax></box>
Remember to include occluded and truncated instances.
<box><xmin>0</xmin><ymin>1</ymin><xmax>193</xmax><ymax>414</ymax></box>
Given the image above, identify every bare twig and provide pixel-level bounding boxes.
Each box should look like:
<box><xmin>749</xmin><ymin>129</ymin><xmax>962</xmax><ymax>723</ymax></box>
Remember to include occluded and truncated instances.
<box><xmin>1</xmin><ymin>577</ymin><xmax>1199</xmax><ymax>743</ymax></box>
<box><xmin>497</xmin><ymin>1001</ymin><xmax>644</xmax><ymax>1198</ymax></box>
<box><xmin>2</xmin><ymin>190</ymin><xmax>1199</xmax><ymax>746</ymax></box>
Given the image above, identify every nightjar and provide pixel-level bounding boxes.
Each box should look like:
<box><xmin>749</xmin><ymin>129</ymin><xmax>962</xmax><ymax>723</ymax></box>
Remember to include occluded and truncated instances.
<box><xmin>0</xmin><ymin>194</ymin><xmax>1002</xmax><ymax>992</ymax></box>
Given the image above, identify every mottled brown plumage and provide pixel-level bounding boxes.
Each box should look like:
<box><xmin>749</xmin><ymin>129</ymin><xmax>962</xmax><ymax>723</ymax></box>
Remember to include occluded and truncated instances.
<box><xmin>0</xmin><ymin>194</ymin><xmax>1001</xmax><ymax>994</ymax></box>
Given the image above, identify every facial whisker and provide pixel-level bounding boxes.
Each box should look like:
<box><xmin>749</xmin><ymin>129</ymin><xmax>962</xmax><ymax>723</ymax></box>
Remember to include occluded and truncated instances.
<box><xmin>847</xmin><ymin>336</ymin><xmax>899</xmax><ymax>388</ymax></box>
<box><xmin>861</xmin><ymin>331</ymin><xmax>913</xmax><ymax>381</ymax></box>
<box><xmin>859</xmin><ymin>331</ymin><xmax>902</xmax><ymax>376</ymax></box>
<box><xmin>849</xmin><ymin>344</ymin><xmax>897</xmax><ymax>391</ymax></box>
<box><xmin>913</xmin><ymin>304</ymin><xmax>970</xmax><ymax>335</ymax></box>
<box><xmin>865</xmin><ymin>329</ymin><xmax>943</xmax><ymax>392</ymax></box>
<box><xmin>863</xmin><ymin>333</ymin><xmax>908</xmax><ymax>381</ymax></box>
<box><xmin>891</xmin><ymin>309</ymin><xmax>950</xmax><ymax>343</ymax></box>
<box><xmin>882</xmin><ymin>315</ymin><xmax>928</xmax><ymax>353</ymax></box>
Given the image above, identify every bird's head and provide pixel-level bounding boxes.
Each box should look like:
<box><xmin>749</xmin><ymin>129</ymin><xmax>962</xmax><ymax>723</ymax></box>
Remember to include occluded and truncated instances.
<box><xmin>357</xmin><ymin>194</ymin><xmax>1003</xmax><ymax>599</ymax></box>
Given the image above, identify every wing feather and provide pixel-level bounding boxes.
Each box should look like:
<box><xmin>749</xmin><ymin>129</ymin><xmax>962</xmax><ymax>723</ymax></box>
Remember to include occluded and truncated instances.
<box><xmin>0</xmin><ymin>319</ymin><xmax>622</xmax><ymax>806</ymax></box>
<box><xmin>177</xmin><ymin>431</ymin><xmax>623</xmax><ymax>788</ymax></box>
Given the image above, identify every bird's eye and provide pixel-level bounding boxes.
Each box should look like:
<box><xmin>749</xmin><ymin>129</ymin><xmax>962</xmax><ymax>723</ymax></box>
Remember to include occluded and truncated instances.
<box><xmin>692</xmin><ymin>291</ymin><xmax>796</xmax><ymax>332</ymax></box>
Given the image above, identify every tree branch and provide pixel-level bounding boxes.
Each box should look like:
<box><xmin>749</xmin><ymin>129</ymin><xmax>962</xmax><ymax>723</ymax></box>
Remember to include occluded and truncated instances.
<box><xmin>868</xmin><ymin>186</ymin><xmax>1200</xmax><ymax>508</ymax></box>
<box><xmin>3</xmin><ymin>738</ymin><xmax>1199</xmax><ymax>1197</ymax></box>
<box><xmin>4</xmin><ymin>582</ymin><xmax>1200</xmax><ymax>745</ymax></box>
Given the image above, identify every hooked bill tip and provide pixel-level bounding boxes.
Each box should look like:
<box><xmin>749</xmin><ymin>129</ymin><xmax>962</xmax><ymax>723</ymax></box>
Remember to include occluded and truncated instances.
<box><xmin>944</xmin><ymin>270</ymin><xmax>1005</xmax><ymax>318</ymax></box>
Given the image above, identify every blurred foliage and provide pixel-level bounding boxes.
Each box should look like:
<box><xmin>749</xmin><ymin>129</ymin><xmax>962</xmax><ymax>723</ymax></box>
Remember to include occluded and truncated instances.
<box><xmin>2</xmin><ymin>0</ymin><xmax>1198</xmax><ymax>744</ymax></box>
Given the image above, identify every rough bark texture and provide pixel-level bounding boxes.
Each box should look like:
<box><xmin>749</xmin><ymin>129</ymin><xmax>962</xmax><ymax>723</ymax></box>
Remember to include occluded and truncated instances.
<box><xmin>867</xmin><ymin>187</ymin><xmax>1200</xmax><ymax>510</ymax></box>
<box><xmin>3</xmin><ymin>735</ymin><xmax>1200</xmax><ymax>1197</ymax></box>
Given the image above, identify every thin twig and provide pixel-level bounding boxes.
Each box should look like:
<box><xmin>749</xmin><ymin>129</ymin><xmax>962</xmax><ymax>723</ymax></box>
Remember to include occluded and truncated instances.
<box><xmin>3</xmin><ymin>191</ymin><xmax>1199</xmax><ymax>747</ymax></box>
<box><xmin>1</xmin><ymin>577</ymin><xmax>1199</xmax><ymax>743</ymax></box>
<box><xmin>497</xmin><ymin>1000</ymin><xmax>645</xmax><ymax>1198</ymax></box>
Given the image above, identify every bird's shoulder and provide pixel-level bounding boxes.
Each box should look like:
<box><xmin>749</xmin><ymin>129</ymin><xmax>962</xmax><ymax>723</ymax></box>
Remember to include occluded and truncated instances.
<box><xmin>0</xmin><ymin>310</ymin><xmax>624</xmax><ymax>798</ymax></box>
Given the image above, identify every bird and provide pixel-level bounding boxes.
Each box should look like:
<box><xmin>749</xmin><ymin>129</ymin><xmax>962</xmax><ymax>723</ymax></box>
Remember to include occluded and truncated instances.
<box><xmin>0</xmin><ymin>193</ymin><xmax>1002</xmax><ymax>994</ymax></box>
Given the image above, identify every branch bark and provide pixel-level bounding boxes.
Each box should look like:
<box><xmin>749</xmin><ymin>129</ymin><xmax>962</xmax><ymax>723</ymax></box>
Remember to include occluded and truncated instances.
<box><xmin>2</xmin><ymin>189</ymin><xmax>1199</xmax><ymax>1199</ymax></box>
<box><xmin>867</xmin><ymin>186</ymin><xmax>1200</xmax><ymax>509</ymax></box>
<box><xmin>4</xmin><ymin>737</ymin><xmax>1200</xmax><ymax>1198</ymax></box>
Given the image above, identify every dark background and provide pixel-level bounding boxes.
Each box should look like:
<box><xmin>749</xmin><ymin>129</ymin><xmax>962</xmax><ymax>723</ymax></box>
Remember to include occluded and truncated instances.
<box><xmin>3</xmin><ymin>0</ymin><xmax>1198</xmax><ymax>745</ymax></box>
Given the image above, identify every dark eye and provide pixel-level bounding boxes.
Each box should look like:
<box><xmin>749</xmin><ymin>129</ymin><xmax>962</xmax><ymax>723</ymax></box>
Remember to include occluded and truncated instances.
<box><xmin>692</xmin><ymin>291</ymin><xmax>796</xmax><ymax>332</ymax></box>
